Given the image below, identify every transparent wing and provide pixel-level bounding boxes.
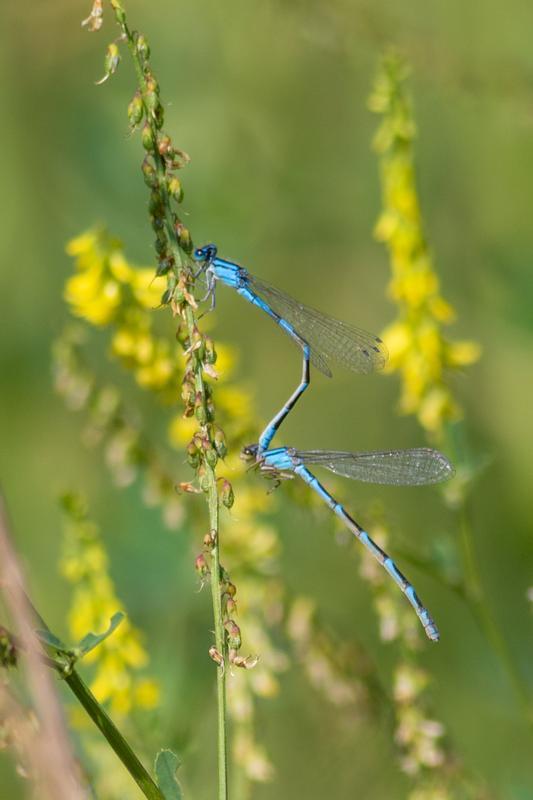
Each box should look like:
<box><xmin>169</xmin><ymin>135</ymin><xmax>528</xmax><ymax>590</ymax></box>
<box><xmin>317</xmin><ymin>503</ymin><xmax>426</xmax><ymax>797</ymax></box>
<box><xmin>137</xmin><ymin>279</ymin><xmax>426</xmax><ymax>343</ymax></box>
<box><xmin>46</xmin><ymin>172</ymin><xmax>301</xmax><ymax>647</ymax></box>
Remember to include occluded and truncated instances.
<box><xmin>246</xmin><ymin>273</ymin><xmax>387</xmax><ymax>377</ymax></box>
<box><xmin>294</xmin><ymin>448</ymin><xmax>454</xmax><ymax>486</ymax></box>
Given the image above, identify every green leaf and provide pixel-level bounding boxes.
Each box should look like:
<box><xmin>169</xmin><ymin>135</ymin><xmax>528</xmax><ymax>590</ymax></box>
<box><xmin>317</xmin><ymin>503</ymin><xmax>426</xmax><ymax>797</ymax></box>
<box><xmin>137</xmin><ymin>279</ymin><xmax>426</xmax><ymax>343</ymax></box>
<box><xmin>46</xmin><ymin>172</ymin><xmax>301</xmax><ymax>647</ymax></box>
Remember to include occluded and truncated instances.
<box><xmin>35</xmin><ymin>629</ymin><xmax>67</xmax><ymax>652</ymax></box>
<box><xmin>155</xmin><ymin>749</ymin><xmax>183</xmax><ymax>800</ymax></box>
<box><xmin>75</xmin><ymin>612</ymin><xmax>125</xmax><ymax>657</ymax></box>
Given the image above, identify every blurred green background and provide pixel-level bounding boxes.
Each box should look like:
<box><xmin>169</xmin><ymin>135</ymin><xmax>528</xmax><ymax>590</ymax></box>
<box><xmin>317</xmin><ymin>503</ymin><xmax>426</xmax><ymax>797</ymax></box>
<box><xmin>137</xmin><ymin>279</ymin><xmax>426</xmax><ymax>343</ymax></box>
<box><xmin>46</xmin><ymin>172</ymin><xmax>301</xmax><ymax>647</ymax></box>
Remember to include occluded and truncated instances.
<box><xmin>1</xmin><ymin>0</ymin><xmax>532</xmax><ymax>797</ymax></box>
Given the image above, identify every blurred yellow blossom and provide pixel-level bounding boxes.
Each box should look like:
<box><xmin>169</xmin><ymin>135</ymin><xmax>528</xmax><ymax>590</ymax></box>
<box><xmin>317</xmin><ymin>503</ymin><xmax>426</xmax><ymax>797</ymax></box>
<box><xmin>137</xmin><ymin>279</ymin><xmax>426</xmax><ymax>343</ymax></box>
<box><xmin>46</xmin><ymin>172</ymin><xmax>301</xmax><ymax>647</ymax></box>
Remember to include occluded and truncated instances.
<box><xmin>59</xmin><ymin>493</ymin><xmax>159</xmax><ymax>716</ymax></box>
<box><xmin>370</xmin><ymin>53</ymin><xmax>481</xmax><ymax>439</ymax></box>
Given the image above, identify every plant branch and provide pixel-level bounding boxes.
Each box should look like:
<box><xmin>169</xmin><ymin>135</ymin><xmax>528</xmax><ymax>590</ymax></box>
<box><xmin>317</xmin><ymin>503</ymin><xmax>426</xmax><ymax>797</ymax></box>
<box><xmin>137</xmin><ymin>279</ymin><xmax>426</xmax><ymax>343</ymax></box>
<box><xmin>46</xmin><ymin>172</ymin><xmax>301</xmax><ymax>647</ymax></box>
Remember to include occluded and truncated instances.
<box><xmin>107</xmin><ymin>3</ymin><xmax>228</xmax><ymax>794</ymax></box>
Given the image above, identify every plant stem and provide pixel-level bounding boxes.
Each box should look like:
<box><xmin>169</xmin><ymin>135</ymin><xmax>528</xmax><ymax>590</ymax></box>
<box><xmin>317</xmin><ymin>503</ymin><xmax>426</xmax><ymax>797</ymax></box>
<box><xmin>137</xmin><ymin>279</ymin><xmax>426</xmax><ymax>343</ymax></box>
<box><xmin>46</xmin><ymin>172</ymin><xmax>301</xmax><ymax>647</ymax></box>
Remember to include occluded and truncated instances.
<box><xmin>206</xmin><ymin>468</ymin><xmax>228</xmax><ymax>800</ymax></box>
<box><xmin>110</xmin><ymin>5</ymin><xmax>229</xmax><ymax>793</ymax></box>
<box><xmin>63</xmin><ymin>668</ymin><xmax>164</xmax><ymax>800</ymax></box>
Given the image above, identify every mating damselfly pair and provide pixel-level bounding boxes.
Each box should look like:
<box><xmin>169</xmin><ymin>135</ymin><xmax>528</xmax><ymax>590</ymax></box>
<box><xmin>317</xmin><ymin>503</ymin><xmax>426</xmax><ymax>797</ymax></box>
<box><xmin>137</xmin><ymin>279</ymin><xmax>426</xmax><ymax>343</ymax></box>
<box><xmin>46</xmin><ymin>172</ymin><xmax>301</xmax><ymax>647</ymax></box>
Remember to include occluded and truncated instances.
<box><xmin>193</xmin><ymin>244</ymin><xmax>454</xmax><ymax>641</ymax></box>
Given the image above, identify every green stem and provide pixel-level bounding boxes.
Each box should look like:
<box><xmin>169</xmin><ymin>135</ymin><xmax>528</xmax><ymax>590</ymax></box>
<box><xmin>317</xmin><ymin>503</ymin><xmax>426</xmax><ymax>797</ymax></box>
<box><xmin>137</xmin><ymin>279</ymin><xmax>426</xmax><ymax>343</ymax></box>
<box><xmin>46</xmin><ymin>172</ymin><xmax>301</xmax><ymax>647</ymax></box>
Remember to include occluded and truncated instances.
<box><xmin>63</xmin><ymin>668</ymin><xmax>164</xmax><ymax>800</ymax></box>
<box><xmin>111</xmin><ymin>6</ymin><xmax>229</xmax><ymax>794</ymax></box>
<box><xmin>206</xmin><ymin>468</ymin><xmax>228</xmax><ymax>800</ymax></box>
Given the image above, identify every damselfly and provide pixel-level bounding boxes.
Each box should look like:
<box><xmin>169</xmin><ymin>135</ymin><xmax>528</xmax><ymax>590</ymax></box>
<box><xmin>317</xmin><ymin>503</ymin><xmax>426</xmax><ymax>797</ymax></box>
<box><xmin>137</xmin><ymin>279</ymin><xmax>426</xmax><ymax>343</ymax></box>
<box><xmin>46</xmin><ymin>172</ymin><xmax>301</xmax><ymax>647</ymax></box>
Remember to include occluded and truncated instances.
<box><xmin>242</xmin><ymin>443</ymin><xmax>454</xmax><ymax>641</ymax></box>
<box><xmin>193</xmin><ymin>244</ymin><xmax>387</xmax><ymax>453</ymax></box>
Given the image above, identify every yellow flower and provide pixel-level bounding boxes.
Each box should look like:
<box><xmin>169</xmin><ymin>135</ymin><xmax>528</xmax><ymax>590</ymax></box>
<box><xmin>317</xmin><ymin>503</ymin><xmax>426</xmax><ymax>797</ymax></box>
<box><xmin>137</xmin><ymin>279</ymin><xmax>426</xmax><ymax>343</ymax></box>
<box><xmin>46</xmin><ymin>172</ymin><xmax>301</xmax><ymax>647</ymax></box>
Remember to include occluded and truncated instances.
<box><xmin>370</xmin><ymin>53</ymin><xmax>480</xmax><ymax>439</ymax></box>
<box><xmin>61</xmin><ymin>495</ymin><xmax>160</xmax><ymax>717</ymax></box>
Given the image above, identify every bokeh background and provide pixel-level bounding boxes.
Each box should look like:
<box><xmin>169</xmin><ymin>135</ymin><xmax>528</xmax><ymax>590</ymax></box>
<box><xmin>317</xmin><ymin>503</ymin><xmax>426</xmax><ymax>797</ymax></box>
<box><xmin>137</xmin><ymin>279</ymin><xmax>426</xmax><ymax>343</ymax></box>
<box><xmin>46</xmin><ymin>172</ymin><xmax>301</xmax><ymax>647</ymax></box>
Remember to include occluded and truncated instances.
<box><xmin>1</xmin><ymin>1</ymin><xmax>532</xmax><ymax>798</ymax></box>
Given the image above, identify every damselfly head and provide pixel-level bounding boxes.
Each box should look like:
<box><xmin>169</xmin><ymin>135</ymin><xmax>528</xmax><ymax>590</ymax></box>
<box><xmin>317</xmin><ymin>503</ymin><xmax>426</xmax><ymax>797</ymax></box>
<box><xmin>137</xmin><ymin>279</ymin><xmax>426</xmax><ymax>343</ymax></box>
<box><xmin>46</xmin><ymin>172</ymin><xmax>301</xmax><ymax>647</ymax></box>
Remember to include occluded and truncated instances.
<box><xmin>241</xmin><ymin>444</ymin><xmax>259</xmax><ymax>463</ymax></box>
<box><xmin>193</xmin><ymin>243</ymin><xmax>217</xmax><ymax>264</ymax></box>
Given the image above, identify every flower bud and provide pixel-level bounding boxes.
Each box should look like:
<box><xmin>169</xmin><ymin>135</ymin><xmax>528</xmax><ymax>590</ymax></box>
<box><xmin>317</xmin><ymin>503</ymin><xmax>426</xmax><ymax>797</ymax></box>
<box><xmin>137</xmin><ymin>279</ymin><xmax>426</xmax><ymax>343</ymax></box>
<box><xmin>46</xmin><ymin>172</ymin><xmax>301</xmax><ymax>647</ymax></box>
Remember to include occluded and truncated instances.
<box><xmin>209</xmin><ymin>646</ymin><xmax>224</xmax><ymax>667</ymax></box>
<box><xmin>213</xmin><ymin>426</ymin><xmax>227</xmax><ymax>458</ymax></box>
<box><xmin>195</xmin><ymin>553</ymin><xmax>209</xmax><ymax>578</ymax></box>
<box><xmin>181</xmin><ymin>379</ymin><xmax>195</xmax><ymax>406</ymax></box>
<box><xmin>224</xmin><ymin>620</ymin><xmax>241</xmax><ymax>650</ymax></box>
<box><xmin>157</xmin><ymin>135</ymin><xmax>172</xmax><ymax>156</ymax></box>
<box><xmin>110</xmin><ymin>0</ymin><xmax>126</xmax><ymax>23</ymax></box>
<box><xmin>204</xmin><ymin>336</ymin><xmax>217</xmax><ymax>364</ymax></box>
<box><xmin>153</xmin><ymin>103</ymin><xmax>165</xmax><ymax>130</ymax></box>
<box><xmin>168</xmin><ymin>176</ymin><xmax>184</xmax><ymax>203</ymax></box>
<box><xmin>141</xmin><ymin>122</ymin><xmax>155</xmax><ymax>152</ymax></box>
<box><xmin>226</xmin><ymin>597</ymin><xmax>237</xmax><ymax>615</ymax></box>
<box><xmin>175</xmin><ymin>222</ymin><xmax>192</xmax><ymax>253</ymax></box>
<box><xmin>221</xmin><ymin>480</ymin><xmax>234</xmax><ymax>509</ymax></box>
<box><xmin>141</xmin><ymin>157</ymin><xmax>157</xmax><ymax>188</ymax></box>
<box><xmin>144</xmin><ymin>77</ymin><xmax>159</xmax><ymax>113</ymax></box>
<box><xmin>128</xmin><ymin>90</ymin><xmax>143</xmax><ymax>127</ymax></box>
<box><xmin>136</xmin><ymin>34</ymin><xmax>150</xmax><ymax>62</ymax></box>
<box><xmin>195</xmin><ymin>402</ymin><xmax>207</xmax><ymax>425</ymax></box>
<box><xmin>154</xmin><ymin>235</ymin><xmax>167</xmax><ymax>256</ymax></box>
<box><xmin>198</xmin><ymin>466</ymin><xmax>210</xmax><ymax>493</ymax></box>
<box><xmin>186</xmin><ymin>442</ymin><xmax>199</xmax><ymax>469</ymax></box>
<box><xmin>205</xmin><ymin>447</ymin><xmax>218</xmax><ymax>469</ymax></box>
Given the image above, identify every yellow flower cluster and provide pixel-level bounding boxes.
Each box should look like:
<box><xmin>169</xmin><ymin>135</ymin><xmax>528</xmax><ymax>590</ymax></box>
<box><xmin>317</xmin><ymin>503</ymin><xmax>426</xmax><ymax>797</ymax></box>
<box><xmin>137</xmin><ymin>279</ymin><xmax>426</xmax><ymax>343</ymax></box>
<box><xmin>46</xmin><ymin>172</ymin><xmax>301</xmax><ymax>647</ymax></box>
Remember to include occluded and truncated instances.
<box><xmin>65</xmin><ymin>229</ymin><xmax>173</xmax><ymax>393</ymax></box>
<box><xmin>60</xmin><ymin>494</ymin><xmax>159</xmax><ymax>716</ymax></box>
<box><xmin>369</xmin><ymin>54</ymin><xmax>480</xmax><ymax>439</ymax></box>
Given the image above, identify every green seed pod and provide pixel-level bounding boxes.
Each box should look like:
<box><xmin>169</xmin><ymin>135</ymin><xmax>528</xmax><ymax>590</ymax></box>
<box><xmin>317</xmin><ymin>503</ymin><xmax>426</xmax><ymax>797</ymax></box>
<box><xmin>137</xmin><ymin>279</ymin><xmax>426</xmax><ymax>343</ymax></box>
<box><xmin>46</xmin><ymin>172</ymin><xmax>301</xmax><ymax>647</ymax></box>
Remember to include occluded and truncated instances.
<box><xmin>186</xmin><ymin>441</ymin><xmax>199</xmax><ymax>468</ymax></box>
<box><xmin>128</xmin><ymin>90</ymin><xmax>143</xmax><ymax>128</ymax></box>
<box><xmin>213</xmin><ymin>427</ymin><xmax>227</xmax><ymax>458</ymax></box>
<box><xmin>195</xmin><ymin>397</ymin><xmax>207</xmax><ymax>425</ymax></box>
<box><xmin>148</xmin><ymin>189</ymin><xmax>163</xmax><ymax>215</ymax></box>
<box><xmin>175</xmin><ymin>224</ymin><xmax>192</xmax><ymax>253</ymax></box>
<box><xmin>175</xmin><ymin>324</ymin><xmax>189</xmax><ymax>347</ymax></box>
<box><xmin>136</xmin><ymin>34</ymin><xmax>150</xmax><ymax>62</ymax></box>
<box><xmin>221</xmin><ymin>480</ymin><xmax>234</xmax><ymax>509</ymax></box>
<box><xmin>198</xmin><ymin>466</ymin><xmax>210</xmax><ymax>493</ymax></box>
<box><xmin>156</xmin><ymin>257</ymin><xmax>172</xmax><ymax>276</ymax></box>
<box><xmin>110</xmin><ymin>0</ymin><xmax>126</xmax><ymax>22</ymax></box>
<box><xmin>204</xmin><ymin>336</ymin><xmax>217</xmax><ymax>364</ymax></box>
<box><xmin>205</xmin><ymin>448</ymin><xmax>218</xmax><ymax>469</ymax></box>
<box><xmin>167</xmin><ymin>176</ymin><xmax>184</xmax><ymax>203</ymax></box>
<box><xmin>105</xmin><ymin>42</ymin><xmax>120</xmax><ymax>75</ymax></box>
<box><xmin>153</xmin><ymin>103</ymin><xmax>165</xmax><ymax>130</ymax></box>
<box><xmin>141</xmin><ymin>121</ymin><xmax>155</xmax><ymax>152</ymax></box>
<box><xmin>144</xmin><ymin>78</ymin><xmax>159</xmax><ymax>114</ymax></box>
<box><xmin>154</xmin><ymin>236</ymin><xmax>167</xmax><ymax>256</ymax></box>
<box><xmin>161</xmin><ymin>288</ymin><xmax>173</xmax><ymax>305</ymax></box>
<box><xmin>141</xmin><ymin>157</ymin><xmax>157</xmax><ymax>188</ymax></box>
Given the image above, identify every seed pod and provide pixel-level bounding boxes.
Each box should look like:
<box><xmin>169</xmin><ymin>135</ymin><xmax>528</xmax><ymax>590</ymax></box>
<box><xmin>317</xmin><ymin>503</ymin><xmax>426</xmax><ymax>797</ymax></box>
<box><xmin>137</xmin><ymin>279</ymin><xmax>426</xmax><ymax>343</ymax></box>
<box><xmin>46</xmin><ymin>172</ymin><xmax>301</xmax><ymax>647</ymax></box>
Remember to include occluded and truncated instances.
<box><xmin>144</xmin><ymin>77</ymin><xmax>159</xmax><ymax>114</ymax></box>
<box><xmin>154</xmin><ymin>235</ymin><xmax>167</xmax><ymax>256</ymax></box>
<box><xmin>209</xmin><ymin>646</ymin><xmax>224</xmax><ymax>667</ymax></box>
<box><xmin>136</xmin><ymin>34</ymin><xmax>150</xmax><ymax>61</ymax></box>
<box><xmin>198</xmin><ymin>466</ymin><xmax>210</xmax><ymax>493</ymax></box>
<box><xmin>176</xmin><ymin>223</ymin><xmax>192</xmax><ymax>253</ymax></box>
<box><xmin>221</xmin><ymin>480</ymin><xmax>234</xmax><ymax>509</ymax></box>
<box><xmin>153</xmin><ymin>103</ymin><xmax>165</xmax><ymax>130</ymax></box>
<box><xmin>141</xmin><ymin>157</ymin><xmax>157</xmax><ymax>188</ymax></box>
<box><xmin>226</xmin><ymin>597</ymin><xmax>237</xmax><ymax>616</ymax></box>
<box><xmin>128</xmin><ymin>90</ymin><xmax>144</xmax><ymax>128</ymax></box>
<box><xmin>141</xmin><ymin>121</ymin><xmax>155</xmax><ymax>152</ymax></box>
<box><xmin>194</xmin><ymin>553</ymin><xmax>209</xmax><ymax>578</ymax></box>
<box><xmin>213</xmin><ymin>426</ymin><xmax>227</xmax><ymax>458</ymax></box>
<box><xmin>224</xmin><ymin>620</ymin><xmax>241</xmax><ymax>650</ymax></box>
<box><xmin>148</xmin><ymin>189</ymin><xmax>163</xmax><ymax>215</ymax></box>
<box><xmin>168</xmin><ymin>176</ymin><xmax>183</xmax><ymax>203</ymax></box>
<box><xmin>181</xmin><ymin>379</ymin><xmax>195</xmax><ymax>405</ymax></box>
<box><xmin>195</xmin><ymin>394</ymin><xmax>207</xmax><ymax>425</ymax></box>
<box><xmin>110</xmin><ymin>0</ymin><xmax>126</xmax><ymax>23</ymax></box>
<box><xmin>157</xmin><ymin>135</ymin><xmax>172</xmax><ymax>156</ymax></box>
<box><xmin>205</xmin><ymin>447</ymin><xmax>218</xmax><ymax>469</ymax></box>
